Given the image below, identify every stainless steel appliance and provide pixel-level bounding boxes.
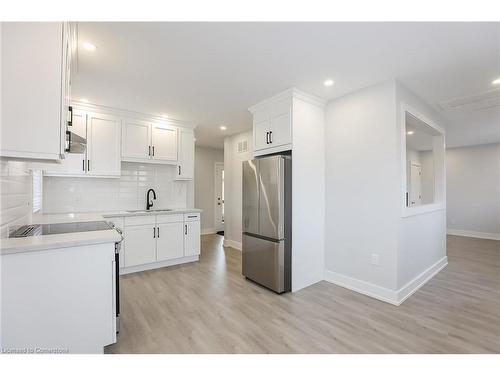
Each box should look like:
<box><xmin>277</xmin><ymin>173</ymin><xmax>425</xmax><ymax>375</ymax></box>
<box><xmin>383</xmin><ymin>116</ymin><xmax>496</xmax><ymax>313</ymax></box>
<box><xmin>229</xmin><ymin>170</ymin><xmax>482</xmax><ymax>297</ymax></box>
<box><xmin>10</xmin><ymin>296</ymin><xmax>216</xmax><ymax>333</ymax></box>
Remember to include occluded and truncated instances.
<box><xmin>242</xmin><ymin>155</ymin><xmax>292</xmax><ymax>293</ymax></box>
<box><xmin>65</xmin><ymin>106</ymin><xmax>87</xmax><ymax>154</ymax></box>
<box><xmin>9</xmin><ymin>220</ymin><xmax>124</xmax><ymax>334</ymax></box>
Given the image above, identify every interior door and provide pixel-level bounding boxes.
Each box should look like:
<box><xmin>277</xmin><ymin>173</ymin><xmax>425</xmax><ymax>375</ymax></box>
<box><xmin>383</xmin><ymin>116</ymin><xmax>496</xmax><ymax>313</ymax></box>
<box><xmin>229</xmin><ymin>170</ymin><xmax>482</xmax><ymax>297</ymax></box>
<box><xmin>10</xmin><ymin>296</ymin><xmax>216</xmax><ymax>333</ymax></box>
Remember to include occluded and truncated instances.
<box><xmin>122</xmin><ymin>120</ymin><xmax>151</xmax><ymax>161</ymax></box>
<box><xmin>184</xmin><ymin>221</ymin><xmax>200</xmax><ymax>257</ymax></box>
<box><xmin>152</xmin><ymin>124</ymin><xmax>177</xmax><ymax>161</ymax></box>
<box><xmin>258</xmin><ymin>156</ymin><xmax>284</xmax><ymax>240</ymax></box>
<box><xmin>242</xmin><ymin>159</ymin><xmax>259</xmax><ymax>235</ymax></box>
<box><xmin>156</xmin><ymin>222</ymin><xmax>184</xmax><ymax>261</ymax></box>
<box><xmin>87</xmin><ymin>113</ymin><xmax>121</xmax><ymax>176</ymax></box>
<box><xmin>409</xmin><ymin>163</ymin><xmax>422</xmax><ymax>206</ymax></box>
<box><xmin>214</xmin><ymin>163</ymin><xmax>225</xmax><ymax>232</ymax></box>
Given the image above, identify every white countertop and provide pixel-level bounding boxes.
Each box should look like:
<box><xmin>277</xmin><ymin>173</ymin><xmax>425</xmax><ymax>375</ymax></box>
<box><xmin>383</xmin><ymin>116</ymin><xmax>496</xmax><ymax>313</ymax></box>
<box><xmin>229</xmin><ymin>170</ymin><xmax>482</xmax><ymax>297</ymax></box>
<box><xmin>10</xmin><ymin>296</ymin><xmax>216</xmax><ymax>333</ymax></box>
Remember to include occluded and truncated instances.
<box><xmin>0</xmin><ymin>208</ymin><xmax>202</xmax><ymax>255</ymax></box>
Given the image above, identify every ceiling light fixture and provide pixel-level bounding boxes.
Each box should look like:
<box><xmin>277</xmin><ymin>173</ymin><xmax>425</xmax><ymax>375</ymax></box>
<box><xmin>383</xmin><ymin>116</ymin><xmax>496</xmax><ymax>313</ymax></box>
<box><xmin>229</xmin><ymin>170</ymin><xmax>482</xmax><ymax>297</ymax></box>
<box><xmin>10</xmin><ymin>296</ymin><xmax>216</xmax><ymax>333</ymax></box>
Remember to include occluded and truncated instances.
<box><xmin>323</xmin><ymin>79</ymin><xmax>334</xmax><ymax>87</ymax></box>
<box><xmin>407</xmin><ymin>131</ymin><xmax>414</xmax><ymax>135</ymax></box>
<box><xmin>492</xmin><ymin>78</ymin><xmax>500</xmax><ymax>85</ymax></box>
<box><xmin>82</xmin><ymin>42</ymin><xmax>96</xmax><ymax>51</ymax></box>
<box><xmin>220</xmin><ymin>125</ymin><xmax>227</xmax><ymax>131</ymax></box>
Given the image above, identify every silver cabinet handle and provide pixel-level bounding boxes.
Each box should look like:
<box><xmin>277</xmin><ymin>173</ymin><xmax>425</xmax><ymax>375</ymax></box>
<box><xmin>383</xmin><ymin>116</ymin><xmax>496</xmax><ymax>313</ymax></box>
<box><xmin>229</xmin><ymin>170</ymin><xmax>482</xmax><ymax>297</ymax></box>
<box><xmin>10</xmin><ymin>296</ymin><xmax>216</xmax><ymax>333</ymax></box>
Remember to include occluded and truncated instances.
<box><xmin>184</xmin><ymin>224</ymin><xmax>187</xmax><ymax>235</ymax></box>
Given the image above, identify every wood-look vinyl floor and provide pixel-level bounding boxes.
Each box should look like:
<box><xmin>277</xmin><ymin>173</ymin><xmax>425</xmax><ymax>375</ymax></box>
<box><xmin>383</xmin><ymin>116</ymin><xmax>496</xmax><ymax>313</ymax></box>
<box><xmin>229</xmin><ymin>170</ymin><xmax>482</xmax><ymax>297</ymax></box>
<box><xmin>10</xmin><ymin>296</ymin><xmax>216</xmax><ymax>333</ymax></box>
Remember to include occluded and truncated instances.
<box><xmin>105</xmin><ymin>234</ymin><xmax>500</xmax><ymax>353</ymax></box>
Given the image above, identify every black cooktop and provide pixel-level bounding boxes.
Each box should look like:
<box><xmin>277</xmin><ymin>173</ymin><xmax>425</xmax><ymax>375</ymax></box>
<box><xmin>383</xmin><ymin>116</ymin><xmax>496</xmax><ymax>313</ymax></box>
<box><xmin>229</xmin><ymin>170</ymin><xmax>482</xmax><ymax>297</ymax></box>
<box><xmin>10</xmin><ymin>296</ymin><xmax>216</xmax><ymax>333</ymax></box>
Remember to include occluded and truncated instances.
<box><xmin>9</xmin><ymin>221</ymin><xmax>113</xmax><ymax>238</ymax></box>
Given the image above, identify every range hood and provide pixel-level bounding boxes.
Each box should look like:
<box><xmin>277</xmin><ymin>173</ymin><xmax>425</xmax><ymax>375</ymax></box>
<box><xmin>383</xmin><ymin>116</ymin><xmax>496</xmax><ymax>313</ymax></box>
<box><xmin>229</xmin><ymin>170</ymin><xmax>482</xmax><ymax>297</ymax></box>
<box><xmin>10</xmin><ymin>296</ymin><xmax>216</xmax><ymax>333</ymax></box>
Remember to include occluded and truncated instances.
<box><xmin>64</xmin><ymin>105</ymin><xmax>86</xmax><ymax>154</ymax></box>
<box><xmin>65</xmin><ymin>130</ymin><xmax>86</xmax><ymax>154</ymax></box>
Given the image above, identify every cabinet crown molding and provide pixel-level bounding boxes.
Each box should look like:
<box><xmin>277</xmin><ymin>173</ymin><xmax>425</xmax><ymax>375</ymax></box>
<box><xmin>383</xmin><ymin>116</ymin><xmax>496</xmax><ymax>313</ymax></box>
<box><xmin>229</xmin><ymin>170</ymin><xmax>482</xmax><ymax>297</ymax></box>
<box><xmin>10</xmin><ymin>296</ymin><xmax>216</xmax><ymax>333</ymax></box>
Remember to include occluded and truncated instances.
<box><xmin>72</xmin><ymin>101</ymin><xmax>197</xmax><ymax>130</ymax></box>
<box><xmin>248</xmin><ymin>87</ymin><xmax>326</xmax><ymax>113</ymax></box>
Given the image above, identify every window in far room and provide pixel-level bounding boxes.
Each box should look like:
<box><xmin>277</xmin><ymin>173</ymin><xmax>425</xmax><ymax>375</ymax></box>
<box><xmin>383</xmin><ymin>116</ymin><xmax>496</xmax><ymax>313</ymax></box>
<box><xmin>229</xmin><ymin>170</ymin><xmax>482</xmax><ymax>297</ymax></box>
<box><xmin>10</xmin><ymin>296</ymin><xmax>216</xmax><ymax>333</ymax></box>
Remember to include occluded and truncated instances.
<box><xmin>404</xmin><ymin>111</ymin><xmax>443</xmax><ymax>209</ymax></box>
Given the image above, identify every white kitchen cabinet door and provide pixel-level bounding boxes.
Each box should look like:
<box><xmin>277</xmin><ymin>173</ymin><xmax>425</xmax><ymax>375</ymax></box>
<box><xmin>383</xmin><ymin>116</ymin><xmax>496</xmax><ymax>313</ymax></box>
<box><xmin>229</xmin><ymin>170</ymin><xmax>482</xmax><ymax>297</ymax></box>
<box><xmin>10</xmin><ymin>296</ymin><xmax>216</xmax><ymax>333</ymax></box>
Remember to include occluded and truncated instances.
<box><xmin>254</xmin><ymin>117</ymin><xmax>271</xmax><ymax>152</ymax></box>
<box><xmin>152</xmin><ymin>124</ymin><xmax>177</xmax><ymax>161</ymax></box>
<box><xmin>156</xmin><ymin>222</ymin><xmax>184</xmax><ymax>261</ymax></box>
<box><xmin>1</xmin><ymin>22</ymin><xmax>64</xmax><ymax>160</ymax></box>
<box><xmin>123</xmin><ymin>225</ymin><xmax>156</xmax><ymax>267</ymax></box>
<box><xmin>184</xmin><ymin>220</ymin><xmax>201</xmax><ymax>257</ymax></box>
<box><xmin>44</xmin><ymin>110</ymin><xmax>87</xmax><ymax>176</ymax></box>
<box><xmin>268</xmin><ymin>104</ymin><xmax>292</xmax><ymax>148</ymax></box>
<box><xmin>176</xmin><ymin>129</ymin><xmax>194</xmax><ymax>179</ymax></box>
<box><xmin>87</xmin><ymin>113</ymin><xmax>122</xmax><ymax>177</ymax></box>
<box><xmin>122</xmin><ymin>120</ymin><xmax>151</xmax><ymax>161</ymax></box>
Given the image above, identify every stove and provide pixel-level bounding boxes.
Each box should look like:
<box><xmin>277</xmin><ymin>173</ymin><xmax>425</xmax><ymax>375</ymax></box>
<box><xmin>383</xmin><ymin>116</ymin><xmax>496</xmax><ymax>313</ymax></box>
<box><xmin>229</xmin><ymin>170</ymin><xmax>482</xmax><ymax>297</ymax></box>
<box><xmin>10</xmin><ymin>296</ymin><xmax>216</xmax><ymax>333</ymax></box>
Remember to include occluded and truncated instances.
<box><xmin>9</xmin><ymin>221</ymin><xmax>114</xmax><ymax>238</ymax></box>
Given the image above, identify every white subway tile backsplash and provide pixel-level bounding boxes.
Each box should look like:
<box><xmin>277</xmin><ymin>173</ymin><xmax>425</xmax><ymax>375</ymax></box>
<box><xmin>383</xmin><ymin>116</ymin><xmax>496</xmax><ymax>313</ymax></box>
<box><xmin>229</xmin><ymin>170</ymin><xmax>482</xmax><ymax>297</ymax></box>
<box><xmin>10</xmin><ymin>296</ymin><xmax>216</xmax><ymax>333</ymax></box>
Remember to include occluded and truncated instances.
<box><xmin>43</xmin><ymin>162</ymin><xmax>189</xmax><ymax>214</ymax></box>
<box><xmin>0</xmin><ymin>160</ymin><xmax>32</xmax><ymax>237</ymax></box>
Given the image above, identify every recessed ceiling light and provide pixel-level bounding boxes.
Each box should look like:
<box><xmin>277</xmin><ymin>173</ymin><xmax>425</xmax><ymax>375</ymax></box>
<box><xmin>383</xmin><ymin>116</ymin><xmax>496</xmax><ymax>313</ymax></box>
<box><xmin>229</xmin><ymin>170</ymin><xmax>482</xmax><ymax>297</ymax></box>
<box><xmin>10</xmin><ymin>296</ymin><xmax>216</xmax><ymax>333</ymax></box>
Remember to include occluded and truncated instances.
<box><xmin>82</xmin><ymin>42</ymin><xmax>96</xmax><ymax>51</ymax></box>
<box><xmin>407</xmin><ymin>131</ymin><xmax>414</xmax><ymax>135</ymax></box>
<box><xmin>220</xmin><ymin>125</ymin><xmax>227</xmax><ymax>131</ymax></box>
<box><xmin>323</xmin><ymin>79</ymin><xmax>334</xmax><ymax>87</ymax></box>
<box><xmin>492</xmin><ymin>78</ymin><xmax>500</xmax><ymax>85</ymax></box>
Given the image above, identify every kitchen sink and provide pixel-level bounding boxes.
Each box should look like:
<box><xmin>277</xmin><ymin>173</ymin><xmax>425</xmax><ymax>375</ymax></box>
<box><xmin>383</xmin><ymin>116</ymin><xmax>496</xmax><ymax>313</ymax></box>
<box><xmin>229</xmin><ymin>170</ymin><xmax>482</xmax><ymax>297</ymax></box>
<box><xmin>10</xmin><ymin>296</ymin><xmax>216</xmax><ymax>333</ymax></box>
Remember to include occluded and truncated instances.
<box><xmin>126</xmin><ymin>209</ymin><xmax>174</xmax><ymax>213</ymax></box>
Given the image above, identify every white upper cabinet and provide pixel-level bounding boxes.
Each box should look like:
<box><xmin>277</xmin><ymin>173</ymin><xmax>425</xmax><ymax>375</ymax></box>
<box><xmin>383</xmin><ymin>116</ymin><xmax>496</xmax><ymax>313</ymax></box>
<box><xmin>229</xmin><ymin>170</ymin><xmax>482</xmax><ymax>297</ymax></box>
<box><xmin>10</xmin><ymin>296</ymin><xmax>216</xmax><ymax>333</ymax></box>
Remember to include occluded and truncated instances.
<box><xmin>151</xmin><ymin>124</ymin><xmax>178</xmax><ymax>161</ymax></box>
<box><xmin>45</xmin><ymin>110</ymin><xmax>87</xmax><ymax>176</ymax></box>
<box><xmin>176</xmin><ymin>129</ymin><xmax>195</xmax><ymax>180</ymax></box>
<box><xmin>121</xmin><ymin>121</ymin><xmax>179</xmax><ymax>164</ymax></box>
<box><xmin>44</xmin><ymin>110</ymin><xmax>121</xmax><ymax>178</ymax></box>
<box><xmin>1</xmin><ymin>22</ymin><xmax>69</xmax><ymax>160</ymax></box>
<box><xmin>250</xmin><ymin>96</ymin><xmax>292</xmax><ymax>156</ymax></box>
<box><xmin>87</xmin><ymin>113</ymin><xmax>122</xmax><ymax>177</ymax></box>
<box><xmin>122</xmin><ymin>119</ymin><xmax>151</xmax><ymax>161</ymax></box>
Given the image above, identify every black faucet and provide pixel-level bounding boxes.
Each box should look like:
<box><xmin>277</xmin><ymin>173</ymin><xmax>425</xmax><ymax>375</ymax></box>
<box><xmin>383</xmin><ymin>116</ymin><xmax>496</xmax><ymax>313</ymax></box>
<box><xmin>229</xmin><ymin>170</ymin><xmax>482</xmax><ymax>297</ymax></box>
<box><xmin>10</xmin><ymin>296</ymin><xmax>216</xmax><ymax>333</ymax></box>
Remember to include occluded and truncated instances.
<box><xmin>146</xmin><ymin>188</ymin><xmax>156</xmax><ymax>210</ymax></box>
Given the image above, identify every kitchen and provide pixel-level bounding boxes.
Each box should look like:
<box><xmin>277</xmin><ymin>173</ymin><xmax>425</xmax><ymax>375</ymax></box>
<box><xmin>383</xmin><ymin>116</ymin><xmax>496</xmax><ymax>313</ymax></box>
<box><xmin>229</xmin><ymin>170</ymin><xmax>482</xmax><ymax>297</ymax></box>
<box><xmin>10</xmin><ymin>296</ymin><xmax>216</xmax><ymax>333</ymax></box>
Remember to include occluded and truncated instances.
<box><xmin>1</xmin><ymin>18</ymin><xmax>499</xmax><ymax>362</ymax></box>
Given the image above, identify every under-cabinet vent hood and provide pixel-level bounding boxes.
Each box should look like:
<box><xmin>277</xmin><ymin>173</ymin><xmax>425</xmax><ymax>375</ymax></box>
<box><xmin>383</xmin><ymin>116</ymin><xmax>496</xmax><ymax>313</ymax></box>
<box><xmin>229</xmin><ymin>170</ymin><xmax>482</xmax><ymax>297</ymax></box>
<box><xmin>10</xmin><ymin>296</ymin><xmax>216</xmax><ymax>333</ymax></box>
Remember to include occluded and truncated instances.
<box><xmin>65</xmin><ymin>130</ymin><xmax>86</xmax><ymax>154</ymax></box>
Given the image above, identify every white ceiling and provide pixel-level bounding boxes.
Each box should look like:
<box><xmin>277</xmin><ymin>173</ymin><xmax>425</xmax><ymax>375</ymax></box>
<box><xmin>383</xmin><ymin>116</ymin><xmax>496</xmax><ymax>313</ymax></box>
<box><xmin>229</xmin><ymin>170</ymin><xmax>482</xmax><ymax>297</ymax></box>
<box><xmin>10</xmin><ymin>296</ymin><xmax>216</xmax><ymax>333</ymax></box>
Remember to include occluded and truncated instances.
<box><xmin>74</xmin><ymin>22</ymin><xmax>500</xmax><ymax>149</ymax></box>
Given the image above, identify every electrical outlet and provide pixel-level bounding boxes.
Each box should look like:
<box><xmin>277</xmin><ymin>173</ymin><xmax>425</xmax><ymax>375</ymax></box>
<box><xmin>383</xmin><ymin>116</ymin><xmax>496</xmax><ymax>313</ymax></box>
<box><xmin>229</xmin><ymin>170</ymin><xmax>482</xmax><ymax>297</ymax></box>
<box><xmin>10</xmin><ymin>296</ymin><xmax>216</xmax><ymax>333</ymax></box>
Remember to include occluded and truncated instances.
<box><xmin>371</xmin><ymin>253</ymin><xmax>380</xmax><ymax>266</ymax></box>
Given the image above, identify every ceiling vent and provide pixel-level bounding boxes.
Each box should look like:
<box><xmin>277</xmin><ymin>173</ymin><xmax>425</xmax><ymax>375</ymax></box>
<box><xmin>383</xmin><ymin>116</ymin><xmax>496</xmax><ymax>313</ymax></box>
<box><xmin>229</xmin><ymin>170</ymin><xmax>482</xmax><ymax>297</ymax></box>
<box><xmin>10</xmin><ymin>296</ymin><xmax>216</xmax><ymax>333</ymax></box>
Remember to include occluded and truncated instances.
<box><xmin>237</xmin><ymin>140</ymin><xmax>248</xmax><ymax>153</ymax></box>
<box><xmin>439</xmin><ymin>88</ymin><xmax>500</xmax><ymax>112</ymax></box>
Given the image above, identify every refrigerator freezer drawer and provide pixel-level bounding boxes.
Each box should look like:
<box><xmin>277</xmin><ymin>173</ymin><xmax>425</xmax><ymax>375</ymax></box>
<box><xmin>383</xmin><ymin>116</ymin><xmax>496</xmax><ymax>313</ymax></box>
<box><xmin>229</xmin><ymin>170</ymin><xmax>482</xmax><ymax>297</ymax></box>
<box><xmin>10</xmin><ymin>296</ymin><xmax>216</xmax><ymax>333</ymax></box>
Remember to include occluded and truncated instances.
<box><xmin>242</xmin><ymin>233</ymin><xmax>285</xmax><ymax>293</ymax></box>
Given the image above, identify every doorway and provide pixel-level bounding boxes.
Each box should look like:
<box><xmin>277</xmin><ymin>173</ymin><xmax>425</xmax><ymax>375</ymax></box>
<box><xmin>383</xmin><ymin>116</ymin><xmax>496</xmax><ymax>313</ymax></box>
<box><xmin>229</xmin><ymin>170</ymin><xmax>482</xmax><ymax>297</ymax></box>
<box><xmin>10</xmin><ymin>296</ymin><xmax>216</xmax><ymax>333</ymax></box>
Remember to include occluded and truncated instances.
<box><xmin>214</xmin><ymin>162</ymin><xmax>224</xmax><ymax>234</ymax></box>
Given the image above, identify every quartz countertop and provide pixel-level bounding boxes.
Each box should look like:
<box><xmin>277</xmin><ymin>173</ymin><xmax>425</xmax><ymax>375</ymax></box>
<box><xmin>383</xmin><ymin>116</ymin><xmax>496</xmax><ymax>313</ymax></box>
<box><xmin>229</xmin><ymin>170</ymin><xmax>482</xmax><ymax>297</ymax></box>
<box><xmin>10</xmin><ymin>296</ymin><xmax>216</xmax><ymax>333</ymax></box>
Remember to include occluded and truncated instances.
<box><xmin>0</xmin><ymin>208</ymin><xmax>202</xmax><ymax>255</ymax></box>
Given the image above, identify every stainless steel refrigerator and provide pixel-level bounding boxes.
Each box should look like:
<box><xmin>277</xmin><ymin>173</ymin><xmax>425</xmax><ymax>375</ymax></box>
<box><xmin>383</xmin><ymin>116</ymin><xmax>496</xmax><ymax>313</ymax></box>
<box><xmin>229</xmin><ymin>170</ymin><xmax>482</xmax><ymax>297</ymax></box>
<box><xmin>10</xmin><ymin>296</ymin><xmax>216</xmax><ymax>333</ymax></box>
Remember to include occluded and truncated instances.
<box><xmin>242</xmin><ymin>155</ymin><xmax>292</xmax><ymax>293</ymax></box>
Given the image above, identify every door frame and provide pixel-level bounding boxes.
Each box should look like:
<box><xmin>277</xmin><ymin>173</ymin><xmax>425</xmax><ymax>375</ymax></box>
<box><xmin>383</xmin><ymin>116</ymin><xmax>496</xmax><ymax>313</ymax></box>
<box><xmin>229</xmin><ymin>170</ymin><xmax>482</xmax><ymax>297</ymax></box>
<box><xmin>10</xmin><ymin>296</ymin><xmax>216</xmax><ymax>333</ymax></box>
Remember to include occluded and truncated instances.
<box><xmin>214</xmin><ymin>162</ymin><xmax>224</xmax><ymax>232</ymax></box>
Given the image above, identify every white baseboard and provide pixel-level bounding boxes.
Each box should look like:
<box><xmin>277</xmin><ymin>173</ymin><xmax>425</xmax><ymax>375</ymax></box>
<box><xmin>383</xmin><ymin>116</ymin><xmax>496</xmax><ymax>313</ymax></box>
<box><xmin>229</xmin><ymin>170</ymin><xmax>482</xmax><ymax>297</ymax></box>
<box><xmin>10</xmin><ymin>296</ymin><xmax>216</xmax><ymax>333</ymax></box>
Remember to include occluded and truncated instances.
<box><xmin>223</xmin><ymin>239</ymin><xmax>242</xmax><ymax>251</ymax></box>
<box><xmin>447</xmin><ymin>229</ymin><xmax>500</xmax><ymax>241</ymax></box>
<box><xmin>120</xmin><ymin>255</ymin><xmax>199</xmax><ymax>275</ymax></box>
<box><xmin>324</xmin><ymin>256</ymin><xmax>448</xmax><ymax>306</ymax></box>
<box><xmin>396</xmin><ymin>256</ymin><xmax>448</xmax><ymax>304</ymax></box>
<box><xmin>201</xmin><ymin>228</ymin><xmax>217</xmax><ymax>235</ymax></box>
<box><xmin>324</xmin><ymin>270</ymin><xmax>399</xmax><ymax>305</ymax></box>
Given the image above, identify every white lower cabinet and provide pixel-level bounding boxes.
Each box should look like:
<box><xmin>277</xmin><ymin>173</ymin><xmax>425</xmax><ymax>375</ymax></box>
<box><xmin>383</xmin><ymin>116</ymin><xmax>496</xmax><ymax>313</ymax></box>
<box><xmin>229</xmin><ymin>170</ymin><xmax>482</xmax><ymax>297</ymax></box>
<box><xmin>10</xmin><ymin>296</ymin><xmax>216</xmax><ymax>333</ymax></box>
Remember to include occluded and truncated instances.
<box><xmin>184</xmin><ymin>219</ymin><xmax>201</xmax><ymax>257</ymax></box>
<box><xmin>156</xmin><ymin>222</ymin><xmax>184</xmax><ymax>261</ymax></box>
<box><xmin>119</xmin><ymin>212</ymin><xmax>200</xmax><ymax>273</ymax></box>
<box><xmin>123</xmin><ymin>224</ymin><xmax>157</xmax><ymax>267</ymax></box>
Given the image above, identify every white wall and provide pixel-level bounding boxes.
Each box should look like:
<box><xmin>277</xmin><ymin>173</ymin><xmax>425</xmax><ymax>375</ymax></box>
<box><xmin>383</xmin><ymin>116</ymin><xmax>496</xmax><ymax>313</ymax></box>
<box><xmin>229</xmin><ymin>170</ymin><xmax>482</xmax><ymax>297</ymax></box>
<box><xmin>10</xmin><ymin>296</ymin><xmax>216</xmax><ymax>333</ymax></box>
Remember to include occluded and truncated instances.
<box><xmin>291</xmin><ymin>97</ymin><xmax>325</xmax><ymax>291</ymax></box>
<box><xmin>324</xmin><ymin>81</ymin><xmax>400</xmax><ymax>290</ymax></box>
<box><xmin>223</xmin><ymin>131</ymin><xmax>253</xmax><ymax>249</ymax></box>
<box><xmin>396</xmin><ymin>81</ymin><xmax>447</xmax><ymax>290</ymax></box>
<box><xmin>0</xmin><ymin>159</ymin><xmax>32</xmax><ymax>238</ymax></box>
<box><xmin>43</xmin><ymin>162</ymin><xmax>190</xmax><ymax>214</ymax></box>
<box><xmin>194</xmin><ymin>145</ymin><xmax>224</xmax><ymax>234</ymax></box>
<box><xmin>446</xmin><ymin>143</ymin><xmax>500</xmax><ymax>239</ymax></box>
